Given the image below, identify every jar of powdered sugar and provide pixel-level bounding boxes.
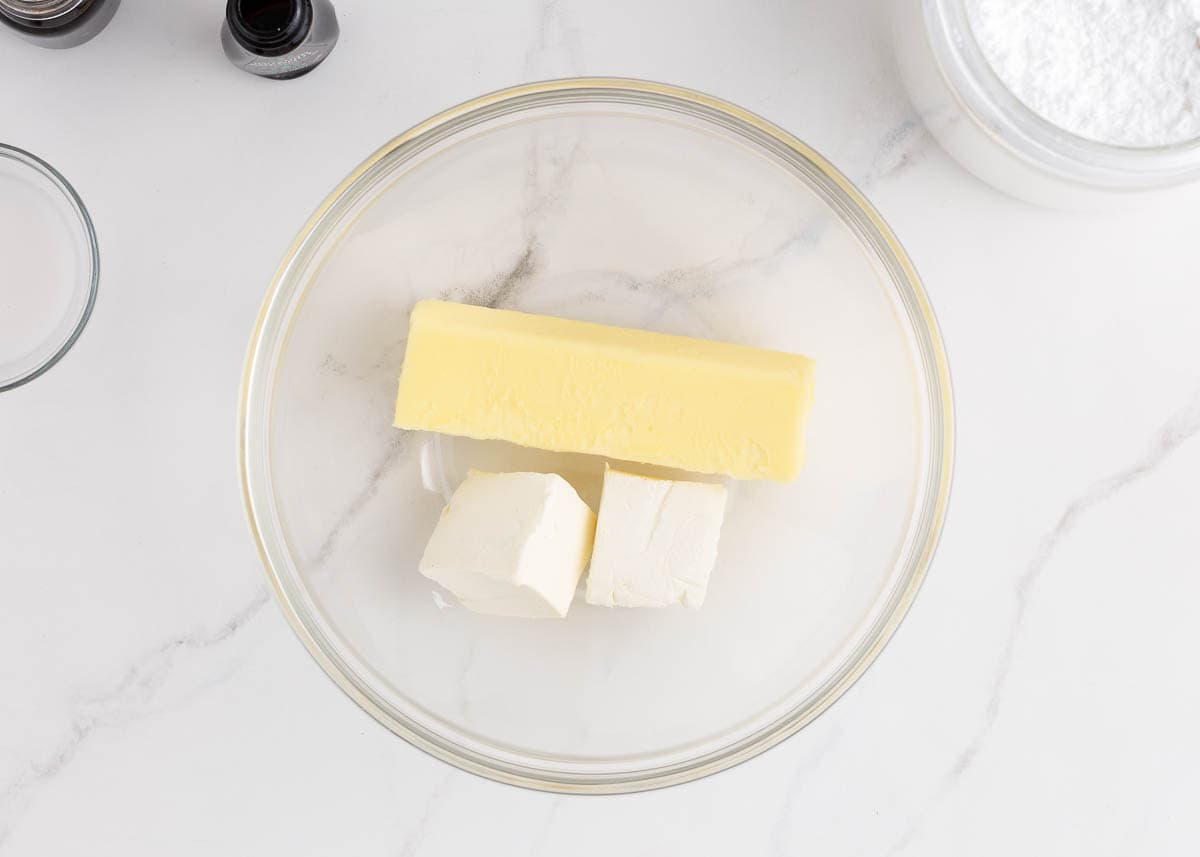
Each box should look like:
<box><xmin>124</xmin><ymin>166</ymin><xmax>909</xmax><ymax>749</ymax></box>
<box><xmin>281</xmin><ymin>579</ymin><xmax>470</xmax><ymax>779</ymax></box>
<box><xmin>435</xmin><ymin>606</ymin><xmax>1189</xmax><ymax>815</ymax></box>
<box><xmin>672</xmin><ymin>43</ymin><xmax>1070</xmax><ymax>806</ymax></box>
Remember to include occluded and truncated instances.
<box><xmin>892</xmin><ymin>0</ymin><xmax>1200</xmax><ymax>207</ymax></box>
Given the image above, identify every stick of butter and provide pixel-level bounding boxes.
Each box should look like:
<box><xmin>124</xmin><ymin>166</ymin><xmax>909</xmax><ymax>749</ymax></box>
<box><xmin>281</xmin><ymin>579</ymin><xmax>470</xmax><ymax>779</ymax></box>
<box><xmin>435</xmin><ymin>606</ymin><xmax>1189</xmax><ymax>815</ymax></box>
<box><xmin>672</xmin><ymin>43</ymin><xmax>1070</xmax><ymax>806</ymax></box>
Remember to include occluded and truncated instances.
<box><xmin>394</xmin><ymin>300</ymin><xmax>815</xmax><ymax>480</ymax></box>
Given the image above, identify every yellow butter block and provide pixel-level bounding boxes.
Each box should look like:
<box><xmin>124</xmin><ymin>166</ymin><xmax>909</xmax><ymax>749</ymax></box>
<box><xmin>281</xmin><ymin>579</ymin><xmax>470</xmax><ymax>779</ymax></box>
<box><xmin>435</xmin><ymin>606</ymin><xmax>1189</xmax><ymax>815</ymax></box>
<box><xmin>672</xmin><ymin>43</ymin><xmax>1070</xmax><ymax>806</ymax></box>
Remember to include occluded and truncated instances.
<box><xmin>394</xmin><ymin>300</ymin><xmax>815</xmax><ymax>480</ymax></box>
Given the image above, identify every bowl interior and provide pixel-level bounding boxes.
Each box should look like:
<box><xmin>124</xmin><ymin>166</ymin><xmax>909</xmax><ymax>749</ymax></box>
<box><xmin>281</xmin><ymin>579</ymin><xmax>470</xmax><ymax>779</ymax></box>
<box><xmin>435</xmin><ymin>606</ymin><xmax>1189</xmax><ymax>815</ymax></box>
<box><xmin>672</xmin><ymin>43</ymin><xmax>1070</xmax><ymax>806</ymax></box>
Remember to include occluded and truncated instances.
<box><xmin>244</xmin><ymin>83</ymin><xmax>949</xmax><ymax>788</ymax></box>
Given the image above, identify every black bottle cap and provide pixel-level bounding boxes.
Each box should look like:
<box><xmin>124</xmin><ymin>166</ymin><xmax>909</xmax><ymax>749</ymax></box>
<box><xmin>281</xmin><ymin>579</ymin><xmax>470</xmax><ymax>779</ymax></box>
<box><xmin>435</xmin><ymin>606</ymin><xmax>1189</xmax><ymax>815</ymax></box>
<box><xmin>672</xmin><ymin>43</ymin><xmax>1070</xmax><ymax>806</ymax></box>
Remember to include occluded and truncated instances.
<box><xmin>225</xmin><ymin>0</ymin><xmax>312</xmax><ymax>57</ymax></box>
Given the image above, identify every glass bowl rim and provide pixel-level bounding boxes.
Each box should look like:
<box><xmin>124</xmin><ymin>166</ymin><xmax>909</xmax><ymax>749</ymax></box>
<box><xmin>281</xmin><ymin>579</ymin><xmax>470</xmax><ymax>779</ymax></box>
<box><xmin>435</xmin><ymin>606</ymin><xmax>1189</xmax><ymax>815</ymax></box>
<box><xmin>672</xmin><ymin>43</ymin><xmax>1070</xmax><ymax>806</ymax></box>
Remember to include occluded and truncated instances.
<box><xmin>239</xmin><ymin>77</ymin><xmax>955</xmax><ymax>793</ymax></box>
<box><xmin>0</xmin><ymin>142</ymin><xmax>99</xmax><ymax>393</ymax></box>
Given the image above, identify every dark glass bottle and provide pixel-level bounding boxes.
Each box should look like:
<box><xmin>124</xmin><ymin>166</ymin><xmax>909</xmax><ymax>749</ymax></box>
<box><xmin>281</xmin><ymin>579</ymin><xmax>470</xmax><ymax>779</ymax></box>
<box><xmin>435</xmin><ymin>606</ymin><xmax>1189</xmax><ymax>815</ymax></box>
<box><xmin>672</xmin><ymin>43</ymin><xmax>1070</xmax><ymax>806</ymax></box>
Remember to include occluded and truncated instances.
<box><xmin>221</xmin><ymin>0</ymin><xmax>339</xmax><ymax>80</ymax></box>
<box><xmin>0</xmin><ymin>0</ymin><xmax>120</xmax><ymax>48</ymax></box>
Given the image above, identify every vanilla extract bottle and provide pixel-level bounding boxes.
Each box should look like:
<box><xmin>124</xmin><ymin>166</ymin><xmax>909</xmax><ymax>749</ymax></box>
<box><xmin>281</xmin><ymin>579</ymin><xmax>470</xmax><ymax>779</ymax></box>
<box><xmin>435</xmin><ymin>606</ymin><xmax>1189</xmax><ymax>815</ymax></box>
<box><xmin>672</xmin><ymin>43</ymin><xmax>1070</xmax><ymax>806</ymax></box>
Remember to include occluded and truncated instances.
<box><xmin>222</xmin><ymin>0</ymin><xmax>339</xmax><ymax>80</ymax></box>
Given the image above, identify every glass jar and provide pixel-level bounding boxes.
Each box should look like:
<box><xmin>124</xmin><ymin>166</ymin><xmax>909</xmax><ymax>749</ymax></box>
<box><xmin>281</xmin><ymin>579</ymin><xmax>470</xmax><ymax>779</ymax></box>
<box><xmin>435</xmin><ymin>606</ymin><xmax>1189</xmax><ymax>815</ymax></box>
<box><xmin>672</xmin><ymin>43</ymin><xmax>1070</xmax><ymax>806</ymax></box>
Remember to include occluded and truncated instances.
<box><xmin>892</xmin><ymin>0</ymin><xmax>1200</xmax><ymax>207</ymax></box>
<box><xmin>0</xmin><ymin>0</ymin><xmax>120</xmax><ymax>48</ymax></box>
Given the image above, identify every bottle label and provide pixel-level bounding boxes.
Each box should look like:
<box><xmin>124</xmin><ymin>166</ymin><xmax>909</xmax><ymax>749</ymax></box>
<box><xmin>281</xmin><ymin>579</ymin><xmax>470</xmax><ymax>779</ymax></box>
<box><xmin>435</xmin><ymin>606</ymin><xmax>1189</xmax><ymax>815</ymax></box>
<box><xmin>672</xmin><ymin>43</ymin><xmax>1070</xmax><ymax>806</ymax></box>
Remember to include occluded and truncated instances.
<box><xmin>246</xmin><ymin>47</ymin><xmax>324</xmax><ymax>72</ymax></box>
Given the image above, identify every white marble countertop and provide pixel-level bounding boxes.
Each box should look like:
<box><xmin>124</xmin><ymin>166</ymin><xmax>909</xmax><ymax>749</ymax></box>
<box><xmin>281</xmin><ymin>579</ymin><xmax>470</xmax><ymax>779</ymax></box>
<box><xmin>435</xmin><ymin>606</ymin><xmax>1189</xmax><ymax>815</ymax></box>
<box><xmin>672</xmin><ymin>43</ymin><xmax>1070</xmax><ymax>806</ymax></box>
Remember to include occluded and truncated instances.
<box><xmin>3</xmin><ymin>0</ymin><xmax>1199</xmax><ymax>853</ymax></box>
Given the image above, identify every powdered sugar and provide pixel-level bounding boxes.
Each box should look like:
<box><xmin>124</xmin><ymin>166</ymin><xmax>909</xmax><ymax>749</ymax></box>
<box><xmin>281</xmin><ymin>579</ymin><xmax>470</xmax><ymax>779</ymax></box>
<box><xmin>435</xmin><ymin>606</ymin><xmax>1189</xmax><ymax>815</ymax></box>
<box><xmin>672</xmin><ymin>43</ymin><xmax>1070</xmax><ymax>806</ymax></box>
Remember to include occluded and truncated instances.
<box><xmin>966</xmin><ymin>0</ymin><xmax>1200</xmax><ymax>147</ymax></box>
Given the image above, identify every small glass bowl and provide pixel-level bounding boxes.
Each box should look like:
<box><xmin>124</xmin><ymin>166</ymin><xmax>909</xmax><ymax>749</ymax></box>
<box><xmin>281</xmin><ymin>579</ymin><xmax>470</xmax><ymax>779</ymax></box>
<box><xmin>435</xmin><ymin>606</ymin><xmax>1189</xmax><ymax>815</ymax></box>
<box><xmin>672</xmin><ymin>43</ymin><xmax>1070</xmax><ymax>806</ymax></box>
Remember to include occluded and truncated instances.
<box><xmin>892</xmin><ymin>0</ymin><xmax>1200</xmax><ymax>207</ymax></box>
<box><xmin>0</xmin><ymin>144</ymin><xmax>98</xmax><ymax>392</ymax></box>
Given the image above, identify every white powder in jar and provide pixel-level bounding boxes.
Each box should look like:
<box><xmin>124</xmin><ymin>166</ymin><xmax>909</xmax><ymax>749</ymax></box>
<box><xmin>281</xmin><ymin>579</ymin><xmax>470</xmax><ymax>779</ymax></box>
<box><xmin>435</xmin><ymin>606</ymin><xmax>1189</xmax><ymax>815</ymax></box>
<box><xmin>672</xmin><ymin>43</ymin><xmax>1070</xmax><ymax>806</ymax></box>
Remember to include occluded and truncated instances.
<box><xmin>965</xmin><ymin>0</ymin><xmax>1200</xmax><ymax>147</ymax></box>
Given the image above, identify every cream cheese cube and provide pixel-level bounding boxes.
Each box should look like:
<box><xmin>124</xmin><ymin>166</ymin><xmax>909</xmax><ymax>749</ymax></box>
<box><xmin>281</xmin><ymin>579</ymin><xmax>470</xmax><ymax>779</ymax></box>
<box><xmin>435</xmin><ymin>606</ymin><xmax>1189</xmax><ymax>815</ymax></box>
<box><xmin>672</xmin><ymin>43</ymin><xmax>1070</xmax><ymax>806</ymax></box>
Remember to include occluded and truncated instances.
<box><xmin>586</xmin><ymin>468</ymin><xmax>728</xmax><ymax>609</ymax></box>
<box><xmin>419</xmin><ymin>471</ymin><xmax>596</xmax><ymax>618</ymax></box>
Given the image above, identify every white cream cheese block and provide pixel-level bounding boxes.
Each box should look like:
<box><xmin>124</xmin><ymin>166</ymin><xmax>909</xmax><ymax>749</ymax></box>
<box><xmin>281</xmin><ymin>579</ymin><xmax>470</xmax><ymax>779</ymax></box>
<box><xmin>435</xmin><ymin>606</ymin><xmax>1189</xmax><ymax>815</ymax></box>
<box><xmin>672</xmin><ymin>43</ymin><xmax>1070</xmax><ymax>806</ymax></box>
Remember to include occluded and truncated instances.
<box><xmin>586</xmin><ymin>468</ymin><xmax>728</xmax><ymax>609</ymax></box>
<box><xmin>419</xmin><ymin>470</ymin><xmax>596</xmax><ymax>618</ymax></box>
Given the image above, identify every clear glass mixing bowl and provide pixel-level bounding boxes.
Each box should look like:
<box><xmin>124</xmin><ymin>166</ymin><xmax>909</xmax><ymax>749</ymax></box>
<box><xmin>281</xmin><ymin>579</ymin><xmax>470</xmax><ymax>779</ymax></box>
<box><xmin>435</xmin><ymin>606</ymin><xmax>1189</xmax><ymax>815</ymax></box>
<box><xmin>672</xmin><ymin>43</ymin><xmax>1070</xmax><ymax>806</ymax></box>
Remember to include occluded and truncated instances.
<box><xmin>240</xmin><ymin>78</ymin><xmax>954</xmax><ymax>792</ymax></box>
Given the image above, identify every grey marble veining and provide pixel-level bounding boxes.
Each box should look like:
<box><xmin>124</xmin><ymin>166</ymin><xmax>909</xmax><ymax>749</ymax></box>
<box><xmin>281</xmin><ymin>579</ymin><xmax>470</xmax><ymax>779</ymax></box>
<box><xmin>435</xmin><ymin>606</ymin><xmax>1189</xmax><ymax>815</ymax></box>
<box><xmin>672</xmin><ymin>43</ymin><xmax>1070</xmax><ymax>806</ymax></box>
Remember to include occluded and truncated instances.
<box><xmin>884</xmin><ymin>387</ymin><xmax>1200</xmax><ymax>855</ymax></box>
<box><xmin>0</xmin><ymin>589</ymin><xmax>269</xmax><ymax>845</ymax></box>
